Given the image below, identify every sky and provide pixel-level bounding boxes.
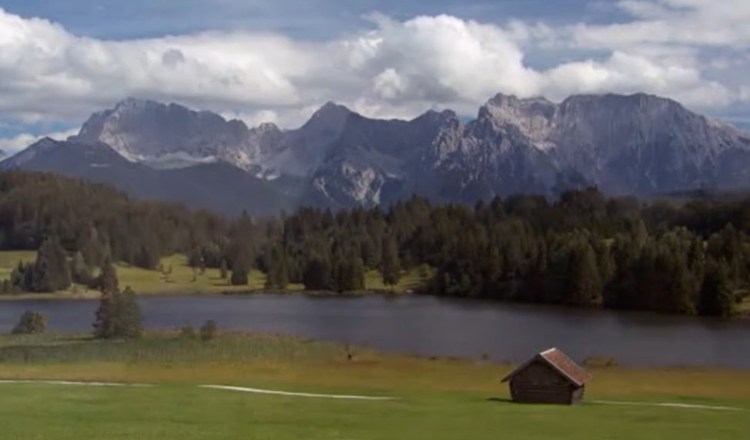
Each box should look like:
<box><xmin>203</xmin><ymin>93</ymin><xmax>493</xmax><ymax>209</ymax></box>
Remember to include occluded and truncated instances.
<box><xmin>1</xmin><ymin>0</ymin><xmax>750</xmax><ymax>153</ymax></box>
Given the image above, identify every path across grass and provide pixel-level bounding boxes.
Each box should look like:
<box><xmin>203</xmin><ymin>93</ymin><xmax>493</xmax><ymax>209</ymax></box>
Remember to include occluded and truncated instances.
<box><xmin>0</xmin><ymin>381</ymin><xmax>747</xmax><ymax>440</ymax></box>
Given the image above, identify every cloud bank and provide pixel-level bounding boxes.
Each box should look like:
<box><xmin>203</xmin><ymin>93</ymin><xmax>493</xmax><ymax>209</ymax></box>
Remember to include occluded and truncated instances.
<box><xmin>0</xmin><ymin>0</ymin><xmax>748</xmax><ymax>151</ymax></box>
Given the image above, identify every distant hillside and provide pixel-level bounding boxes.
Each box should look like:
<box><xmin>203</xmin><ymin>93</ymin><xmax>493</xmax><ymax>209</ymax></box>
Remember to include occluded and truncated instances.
<box><xmin>0</xmin><ymin>170</ymin><xmax>231</xmax><ymax>269</ymax></box>
<box><xmin>0</xmin><ymin>138</ymin><xmax>303</xmax><ymax>216</ymax></box>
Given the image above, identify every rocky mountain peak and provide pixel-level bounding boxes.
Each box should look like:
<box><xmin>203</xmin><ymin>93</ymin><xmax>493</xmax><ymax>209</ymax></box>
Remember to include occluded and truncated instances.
<box><xmin>255</xmin><ymin>122</ymin><xmax>281</xmax><ymax>133</ymax></box>
<box><xmin>477</xmin><ymin>93</ymin><xmax>557</xmax><ymax>146</ymax></box>
<box><xmin>482</xmin><ymin>94</ymin><xmax>555</xmax><ymax>117</ymax></box>
<box><xmin>303</xmin><ymin>101</ymin><xmax>354</xmax><ymax>133</ymax></box>
<box><xmin>557</xmin><ymin>93</ymin><xmax>687</xmax><ymax>122</ymax></box>
<box><xmin>22</xmin><ymin>91</ymin><xmax>750</xmax><ymax>214</ymax></box>
<box><xmin>413</xmin><ymin>108</ymin><xmax>459</xmax><ymax>125</ymax></box>
<box><xmin>73</xmin><ymin>98</ymin><xmax>251</xmax><ymax>165</ymax></box>
<box><xmin>114</xmin><ymin>96</ymin><xmax>160</xmax><ymax>111</ymax></box>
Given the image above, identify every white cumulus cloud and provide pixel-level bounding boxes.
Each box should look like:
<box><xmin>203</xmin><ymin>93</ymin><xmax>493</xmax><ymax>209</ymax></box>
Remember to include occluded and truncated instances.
<box><xmin>0</xmin><ymin>3</ymin><xmax>746</xmax><ymax>138</ymax></box>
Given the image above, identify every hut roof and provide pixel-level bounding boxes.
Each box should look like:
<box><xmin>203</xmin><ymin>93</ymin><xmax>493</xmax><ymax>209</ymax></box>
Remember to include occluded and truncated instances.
<box><xmin>501</xmin><ymin>348</ymin><xmax>591</xmax><ymax>387</ymax></box>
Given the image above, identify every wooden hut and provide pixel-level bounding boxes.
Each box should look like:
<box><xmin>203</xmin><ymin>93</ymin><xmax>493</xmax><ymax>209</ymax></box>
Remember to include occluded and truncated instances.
<box><xmin>501</xmin><ymin>348</ymin><xmax>591</xmax><ymax>405</ymax></box>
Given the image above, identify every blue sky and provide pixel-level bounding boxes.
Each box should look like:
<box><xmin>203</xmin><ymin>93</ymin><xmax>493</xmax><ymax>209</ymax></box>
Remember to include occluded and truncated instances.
<box><xmin>3</xmin><ymin>0</ymin><xmax>611</xmax><ymax>40</ymax></box>
<box><xmin>1</xmin><ymin>0</ymin><xmax>749</xmax><ymax>151</ymax></box>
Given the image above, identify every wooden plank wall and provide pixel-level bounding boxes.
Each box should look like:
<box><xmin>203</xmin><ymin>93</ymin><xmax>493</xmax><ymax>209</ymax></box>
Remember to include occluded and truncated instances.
<box><xmin>509</xmin><ymin>360</ymin><xmax>582</xmax><ymax>404</ymax></box>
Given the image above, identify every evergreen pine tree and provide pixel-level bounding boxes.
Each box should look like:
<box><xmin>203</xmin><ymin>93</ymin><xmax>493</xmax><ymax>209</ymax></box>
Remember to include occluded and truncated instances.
<box><xmin>93</xmin><ymin>292</ymin><xmax>115</xmax><ymax>338</ymax></box>
<box><xmin>381</xmin><ymin>236</ymin><xmax>401</xmax><ymax>288</ymax></box>
<box><xmin>303</xmin><ymin>257</ymin><xmax>332</xmax><ymax>291</ymax></box>
<box><xmin>93</xmin><ymin>264</ymin><xmax>142</xmax><ymax>340</ymax></box>
<box><xmin>112</xmin><ymin>286</ymin><xmax>143</xmax><ymax>338</ymax></box>
<box><xmin>81</xmin><ymin>227</ymin><xmax>105</xmax><ymax>267</ymax></box>
<box><xmin>71</xmin><ymin>251</ymin><xmax>93</xmax><ymax>285</ymax></box>
<box><xmin>230</xmin><ymin>268</ymin><xmax>249</xmax><ymax>286</ymax></box>
<box><xmin>219</xmin><ymin>259</ymin><xmax>228</xmax><ymax>279</ymax></box>
<box><xmin>565</xmin><ymin>242</ymin><xmax>603</xmax><ymax>307</ymax></box>
<box><xmin>10</xmin><ymin>261</ymin><xmax>32</xmax><ymax>292</ymax></box>
<box><xmin>351</xmin><ymin>257</ymin><xmax>365</xmax><ymax>291</ymax></box>
<box><xmin>650</xmin><ymin>231</ymin><xmax>700</xmax><ymax>315</ymax></box>
<box><xmin>333</xmin><ymin>256</ymin><xmax>365</xmax><ymax>292</ymax></box>
<box><xmin>32</xmin><ymin>237</ymin><xmax>71</xmax><ymax>293</ymax></box>
<box><xmin>698</xmin><ymin>259</ymin><xmax>737</xmax><ymax>318</ymax></box>
<box><xmin>135</xmin><ymin>242</ymin><xmax>160</xmax><ymax>270</ymax></box>
<box><xmin>230</xmin><ymin>256</ymin><xmax>250</xmax><ymax>286</ymax></box>
<box><xmin>99</xmin><ymin>257</ymin><xmax>119</xmax><ymax>293</ymax></box>
<box><xmin>265</xmin><ymin>246</ymin><xmax>289</xmax><ymax>289</ymax></box>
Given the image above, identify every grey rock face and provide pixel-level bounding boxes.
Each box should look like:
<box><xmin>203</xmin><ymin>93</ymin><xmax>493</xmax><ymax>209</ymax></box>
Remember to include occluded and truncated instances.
<box><xmin>74</xmin><ymin>98</ymin><xmax>252</xmax><ymax>167</ymax></box>
<box><xmin>518</xmin><ymin>93</ymin><xmax>750</xmax><ymax>195</ymax></box>
<box><xmin>14</xmin><ymin>92</ymin><xmax>750</xmax><ymax>211</ymax></box>
<box><xmin>416</xmin><ymin>92</ymin><xmax>750</xmax><ymax>202</ymax></box>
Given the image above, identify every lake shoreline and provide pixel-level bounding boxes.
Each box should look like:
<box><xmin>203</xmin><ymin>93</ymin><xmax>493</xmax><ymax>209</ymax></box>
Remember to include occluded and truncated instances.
<box><xmin>0</xmin><ymin>287</ymin><xmax>408</xmax><ymax>302</ymax></box>
<box><xmin>2</xmin><ymin>288</ymin><xmax>747</xmax><ymax>322</ymax></box>
<box><xmin>0</xmin><ymin>294</ymin><xmax>748</xmax><ymax>369</ymax></box>
<box><xmin>2</xmin><ymin>330</ymin><xmax>750</xmax><ymax>374</ymax></box>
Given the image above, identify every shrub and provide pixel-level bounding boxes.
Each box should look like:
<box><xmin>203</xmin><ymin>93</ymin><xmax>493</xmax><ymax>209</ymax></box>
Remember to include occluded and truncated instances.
<box><xmin>179</xmin><ymin>324</ymin><xmax>197</xmax><ymax>339</ymax></box>
<box><xmin>12</xmin><ymin>311</ymin><xmax>46</xmax><ymax>335</ymax></box>
<box><xmin>230</xmin><ymin>269</ymin><xmax>249</xmax><ymax>286</ymax></box>
<box><xmin>582</xmin><ymin>356</ymin><xmax>619</xmax><ymax>368</ymax></box>
<box><xmin>93</xmin><ymin>286</ymin><xmax>142</xmax><ymax>339</ymax></box>
<box><xmin>199</xmin><ymin>320</ymin><xmax>218</xmax><ymax>341</ymax></box>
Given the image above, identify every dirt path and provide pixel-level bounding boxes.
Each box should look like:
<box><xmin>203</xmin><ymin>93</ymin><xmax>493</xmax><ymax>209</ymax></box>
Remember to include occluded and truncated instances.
<box><xmin>200</xmin><ymin>384</ymin><xmax>398</xmax><ymax>401</ymax></box>
<box><xmin>5</xmin><ymin>380</ymin><xmax>742</xmax><ymax>410</ymax></box>
<box><xmin>0</xmin><ymin>379</ymin><xmax>154</xmax><ymax>387</ymax></box>
<box><xmin>593</xmin><ymin>400</ymin><xmax>747</xmax><ymax>412</ymax></box>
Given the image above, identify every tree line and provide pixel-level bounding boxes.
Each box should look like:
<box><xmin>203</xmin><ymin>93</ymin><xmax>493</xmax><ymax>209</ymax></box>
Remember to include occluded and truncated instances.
<box><xmin>1</xmin><ymin>171</ymin><xmax>749</xmax><ymax>317</ymax></box>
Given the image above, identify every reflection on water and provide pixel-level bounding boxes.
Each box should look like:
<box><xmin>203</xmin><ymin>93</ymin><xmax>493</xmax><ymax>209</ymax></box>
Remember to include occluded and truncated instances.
<box><xmin>0</xmin><ymin>294</ymin><xmax>748</xmax><ymax>368</ymax></box>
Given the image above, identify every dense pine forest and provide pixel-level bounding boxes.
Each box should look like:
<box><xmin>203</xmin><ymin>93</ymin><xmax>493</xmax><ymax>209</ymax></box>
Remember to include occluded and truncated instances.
<box><xmin>1</xmin><ymin>171</ymin><xmax>749</xmax><ymax>318</ymax></box>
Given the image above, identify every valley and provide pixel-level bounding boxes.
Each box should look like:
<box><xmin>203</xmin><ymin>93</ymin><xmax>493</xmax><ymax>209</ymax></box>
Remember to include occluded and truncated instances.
<box><xmin>2</xmin><ymin>1</ymin><xmax>750</xmax><ymax>438</ymax></box>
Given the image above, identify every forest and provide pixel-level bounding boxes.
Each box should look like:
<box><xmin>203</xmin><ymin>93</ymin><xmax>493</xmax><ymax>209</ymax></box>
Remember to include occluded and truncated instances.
<box><xmin>0</xmin><ymin>170</ymin><xmax>748</xmax><ymax>318</ymax></box>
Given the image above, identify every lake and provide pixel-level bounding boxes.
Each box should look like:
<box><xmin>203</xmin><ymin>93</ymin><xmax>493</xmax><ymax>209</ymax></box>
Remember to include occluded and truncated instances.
<box><xmin>1</xmin><ymin>294</ymin><xmax>749</xmax><ymax>368</ymax></box>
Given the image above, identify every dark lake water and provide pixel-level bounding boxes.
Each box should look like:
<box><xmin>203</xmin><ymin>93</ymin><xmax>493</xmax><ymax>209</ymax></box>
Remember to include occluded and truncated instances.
<box><xmin>1</xmin><ymin>294</ymin><xmax>749</xmax><ymax>368</ymax></box>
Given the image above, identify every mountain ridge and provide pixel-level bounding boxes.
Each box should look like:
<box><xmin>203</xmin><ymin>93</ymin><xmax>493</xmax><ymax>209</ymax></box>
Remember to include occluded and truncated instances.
<box><xmin>5</xmin><ymin>92</ymin><xmax>750</xmax><ymax>214</ymax></box>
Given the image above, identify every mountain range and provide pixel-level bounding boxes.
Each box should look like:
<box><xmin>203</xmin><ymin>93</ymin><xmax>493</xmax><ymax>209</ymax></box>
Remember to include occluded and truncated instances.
<box><xmin>3</xmin><ymin>93</ymin><xmax>750</xmax><ymax>215</ymax></box>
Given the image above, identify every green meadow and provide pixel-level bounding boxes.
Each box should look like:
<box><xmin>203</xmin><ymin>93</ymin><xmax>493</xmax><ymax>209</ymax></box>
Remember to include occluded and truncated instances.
<box><xmin>0</xmin><ymin>251</ymin><xmax>428</xmax><ymax>300</ymax></box>
<box><xmin>0</xmin><ymin>332</ymin><xmax>748</xmax><ymax>439</ymax></box>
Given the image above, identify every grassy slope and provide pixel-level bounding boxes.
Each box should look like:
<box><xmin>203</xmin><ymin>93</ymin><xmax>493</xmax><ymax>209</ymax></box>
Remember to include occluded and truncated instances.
<box><xmin>0</xmin><ymin>250</ymin><xmax>36</xmax><ymax>280</ymax></box>
<box><xmin>112</xmin><ymin>254</ymin><xmax>275</xmax><ymax>295</ymax></box>
<box><xmin>365</xmin><ymin>265</ymin><xmax>433</xmax><ymax>292</ymax></box>
<box><xmin>0</xmin><ymin>251</ymin><xmax>426</xmax><ymax>298</ymax></box>
<box><xmin>0</xmin><ymin>333</ymin><xmax>748</xmax><ymax>439</ymax></box>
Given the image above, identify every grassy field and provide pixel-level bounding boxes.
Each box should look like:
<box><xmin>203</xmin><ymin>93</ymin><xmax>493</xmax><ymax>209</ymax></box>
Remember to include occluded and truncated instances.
<box><xmin>0</xmin><ymin>251</ymin><xmax>426</xmax><ymax>299</ymax></box>
<box><xmin>364</xmin><ymin>264</ymin><xmax>433</xmax><ymax>292</ymax></box>
<box><xmin>0</xmin><ymin>250</ymin><xmax>36</xmax><ymax>281</ymax></box>
<box><xmin>0</xmin><ymin>332</ymin><xmax>748</xmax><ymax>439</ymax></box>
